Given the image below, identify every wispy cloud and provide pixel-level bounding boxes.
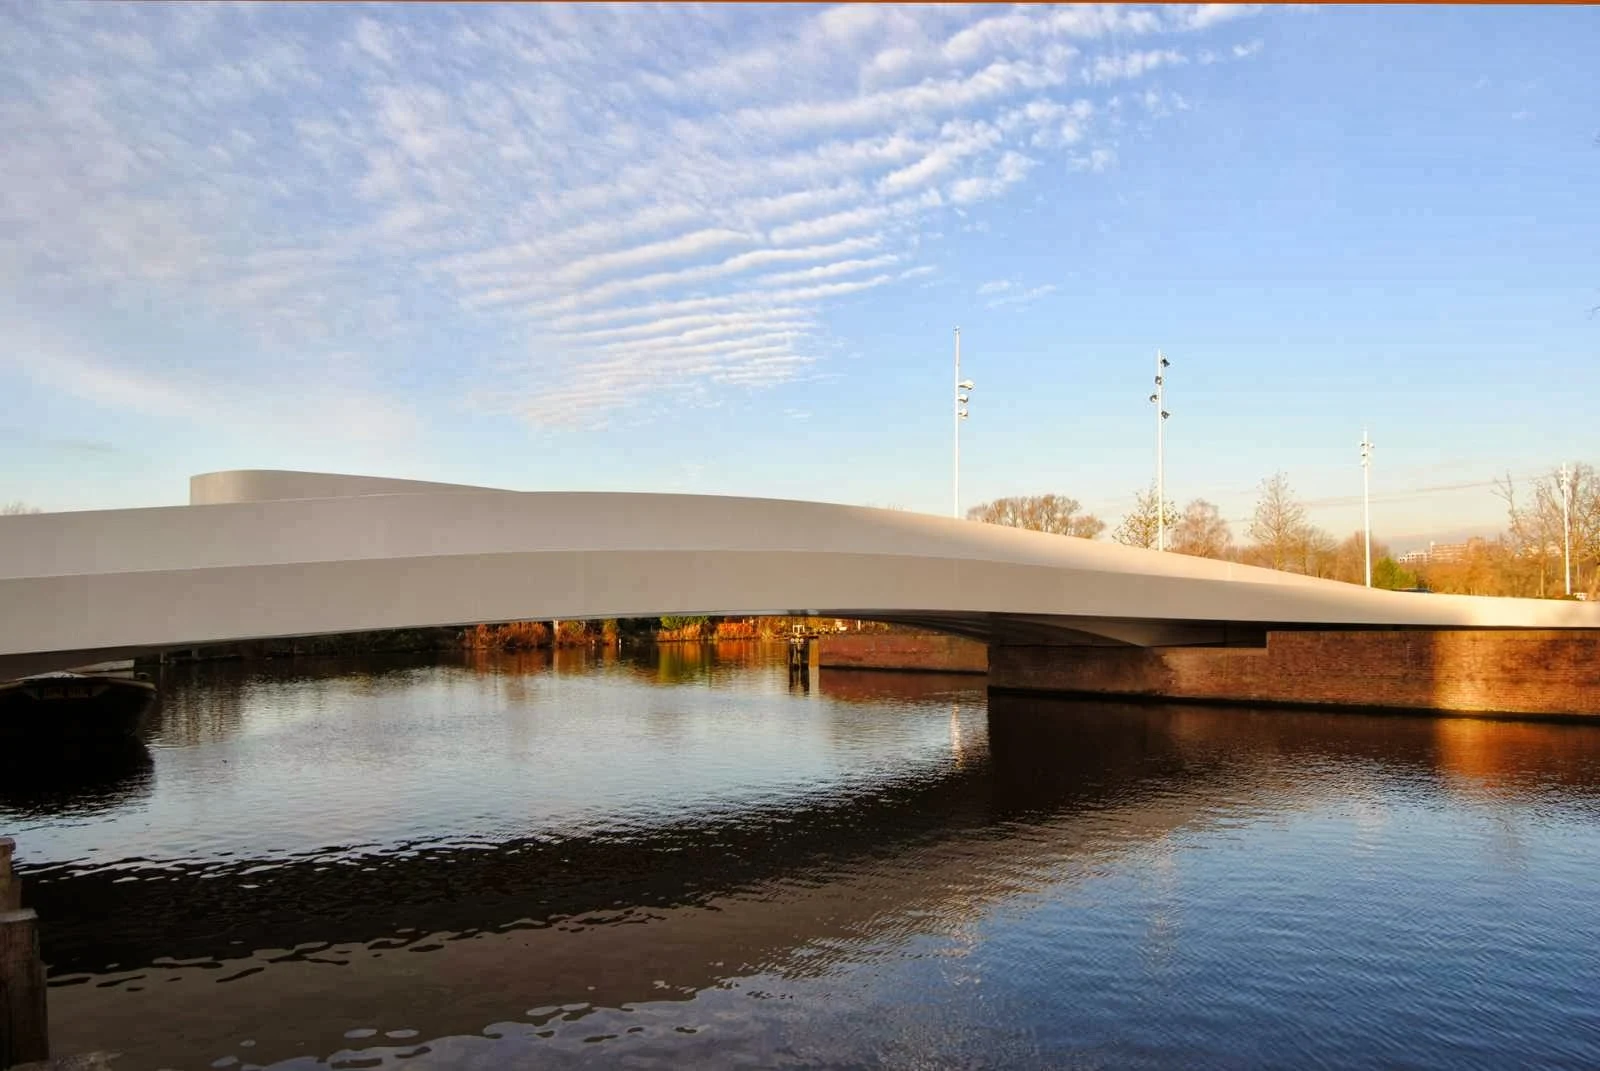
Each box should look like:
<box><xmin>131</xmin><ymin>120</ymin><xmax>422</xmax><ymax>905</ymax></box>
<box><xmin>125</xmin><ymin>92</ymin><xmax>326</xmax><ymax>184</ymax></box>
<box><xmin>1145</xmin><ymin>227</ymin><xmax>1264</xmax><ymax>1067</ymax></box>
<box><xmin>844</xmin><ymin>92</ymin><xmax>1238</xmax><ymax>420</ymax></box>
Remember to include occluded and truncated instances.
<box><xmin>1088</xmin><ymin>49</ymin><xmax>1188</xmax><ymax>84</ymax></box>
<box><xmin>0</xmin><ymin>426</ymin><xmax>122</xmax><ymax>456</ymax></box>
<box><xmin>1167</xmin><ymin>5</ymin><xmax>1264</xmax><ymax>32</ymax></box>
<box><xmin>0</xmin><ymin>316</ymin><xmax>419</xmax><ymax>447</ymax></box>
<box><xmin>986</xmin><ymin>283</ymin><xmax>1058</xmax><ymax>309</ymax></box>
<box><xmin>1070</xmin><ymin>147</ymin><xmax>1119</xmax><ymax>173</ymax></box>
<box><xmin>1</xmin><ymin>3</ymin><xmax>1275</xmax><ymax>432</ymax></box>
<box><xmin>755</xmin><ymin>255</ymin><xmax>901</xmax><ymax>288</ymax></box>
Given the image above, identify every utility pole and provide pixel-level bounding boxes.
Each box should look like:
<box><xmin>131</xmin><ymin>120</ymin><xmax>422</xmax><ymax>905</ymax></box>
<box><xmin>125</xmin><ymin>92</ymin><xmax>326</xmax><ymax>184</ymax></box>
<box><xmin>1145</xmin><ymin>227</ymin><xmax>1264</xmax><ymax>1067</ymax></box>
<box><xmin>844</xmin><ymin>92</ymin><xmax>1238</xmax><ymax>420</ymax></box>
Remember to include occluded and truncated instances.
<box><xmin>1560</xmin><ymin>463</ymin><xmax>1573</xmax><ymax>596</ymax></box>
<box><xmin>1148</xmin><ymin>350</ymin><xmax>1170</xmax><ymax>550</ymax></box>
<box><xmin>953</xmin><ymin>328</ymin><xmax>972</xmax><ymax>519</ymax></box>
<box><xmin>1360</xmin><ymin>428</ymin><xmax>1374</xmax><ymax>587</ymax></box>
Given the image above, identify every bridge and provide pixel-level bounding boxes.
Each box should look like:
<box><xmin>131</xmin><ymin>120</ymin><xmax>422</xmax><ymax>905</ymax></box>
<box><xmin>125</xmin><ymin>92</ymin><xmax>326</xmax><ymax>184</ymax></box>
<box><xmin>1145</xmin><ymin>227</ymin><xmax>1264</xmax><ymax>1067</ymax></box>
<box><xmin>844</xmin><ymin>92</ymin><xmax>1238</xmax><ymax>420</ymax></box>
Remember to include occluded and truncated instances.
<box><xmin>1</xmin><ymin>468</ymin><xmax>1595</xmax><ymax>682</ymax></box>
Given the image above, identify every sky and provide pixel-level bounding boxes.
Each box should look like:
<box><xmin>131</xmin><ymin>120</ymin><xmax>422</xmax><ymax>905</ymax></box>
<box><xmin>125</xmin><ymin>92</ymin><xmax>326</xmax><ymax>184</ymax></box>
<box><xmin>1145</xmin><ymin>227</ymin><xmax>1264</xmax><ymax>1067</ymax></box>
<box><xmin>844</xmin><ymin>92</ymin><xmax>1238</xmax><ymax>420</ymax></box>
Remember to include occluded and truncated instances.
<box><xmin>2</xmin><ymin>3</ymin><xmax>1596</xmax><ymax>551</ymax></box>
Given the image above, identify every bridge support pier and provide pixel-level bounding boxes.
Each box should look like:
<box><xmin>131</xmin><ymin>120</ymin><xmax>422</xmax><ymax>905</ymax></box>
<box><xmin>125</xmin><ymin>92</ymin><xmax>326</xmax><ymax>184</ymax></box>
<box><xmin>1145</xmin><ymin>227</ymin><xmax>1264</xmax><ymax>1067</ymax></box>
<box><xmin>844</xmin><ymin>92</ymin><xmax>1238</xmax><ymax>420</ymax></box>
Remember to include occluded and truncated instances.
<box><xmin>988</xmin><ymin>629</ymin><xmax>1600</xmax><ymax>719</ymax></box>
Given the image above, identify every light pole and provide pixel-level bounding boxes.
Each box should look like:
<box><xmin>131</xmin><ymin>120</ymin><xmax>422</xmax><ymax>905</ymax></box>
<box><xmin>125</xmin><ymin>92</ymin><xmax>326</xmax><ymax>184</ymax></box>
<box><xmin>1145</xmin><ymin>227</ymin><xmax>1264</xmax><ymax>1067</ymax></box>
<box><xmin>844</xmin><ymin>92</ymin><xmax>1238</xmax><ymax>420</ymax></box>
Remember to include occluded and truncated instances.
<box><xmin>1360</xmin><ymin>428</ymin><xmax>1373</xmax><ymax>587</ymax></box>
<box><xmin>1560</xmin><ymin>463</ymin><xmax>1573</xmax><ymax>596</ymax></box>
<box><xmin>1148</xmin><ymin>349</ymin><xmax>1170</xmax><ymax>550</ymax></box>
<box><xmin>953</xmin><ymin>327</ymin><xmax>972</xmax><ymax>519</ymax></box>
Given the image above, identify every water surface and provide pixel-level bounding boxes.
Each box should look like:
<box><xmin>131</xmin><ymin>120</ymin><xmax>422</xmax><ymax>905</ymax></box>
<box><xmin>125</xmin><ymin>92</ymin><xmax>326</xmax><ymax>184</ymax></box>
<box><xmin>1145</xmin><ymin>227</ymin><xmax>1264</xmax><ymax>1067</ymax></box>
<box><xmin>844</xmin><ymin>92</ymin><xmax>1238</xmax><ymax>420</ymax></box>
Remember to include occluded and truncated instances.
<box><xmin>7</xmin><ymin>643</ymin><xmax>1600</xmax><ymax>1069</ymax></box>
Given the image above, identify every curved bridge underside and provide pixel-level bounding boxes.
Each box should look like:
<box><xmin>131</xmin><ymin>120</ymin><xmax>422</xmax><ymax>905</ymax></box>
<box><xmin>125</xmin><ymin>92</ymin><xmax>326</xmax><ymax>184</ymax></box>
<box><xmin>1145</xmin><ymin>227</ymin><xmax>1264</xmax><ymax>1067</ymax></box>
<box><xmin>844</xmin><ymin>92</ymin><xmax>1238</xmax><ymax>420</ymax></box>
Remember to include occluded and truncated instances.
<box><xmin>1</xmin><ymin>469</ymin><xmax>1596</xmax><ymax>676</ymax></box>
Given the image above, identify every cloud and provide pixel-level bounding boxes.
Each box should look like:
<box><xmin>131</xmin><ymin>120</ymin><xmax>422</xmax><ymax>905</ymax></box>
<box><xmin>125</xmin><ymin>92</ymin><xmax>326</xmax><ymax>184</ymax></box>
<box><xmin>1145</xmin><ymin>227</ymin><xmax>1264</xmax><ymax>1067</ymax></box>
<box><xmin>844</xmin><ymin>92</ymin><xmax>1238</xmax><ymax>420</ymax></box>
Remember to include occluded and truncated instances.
<box><xmin>977</xmin><ymin>280</ymin><xmax>1012</xmax><ymax>295</ymax></box>
<box><xmin>949</xmin><ymin>150</ymin><xmax>1037</xmax><ymax>204</ymax></box>
<box><xmin>755</xmin><ymin>255</ymin><xmax>901</xmax><ymax>288</ymax></box>
<box><xmin>1088</xmin><ymin>49</ymin><xmax>1188</xmax><ymax>84</ymax></box>
<box><xmin>561</xmin><ymin>308</ymin><xmax>814</xmax><ymax>346</ymax></box>
<box><xmin>549</xmin><ymin>227</ymin><xmax>755</xmax><ymax>289</ymax></box>
<box><xmin>1</xmin><ymin>3</ymin><xmax>1274</xmax><ymax>432</ymax></box>
<box><xmin>986</xmin><ymin>283</ymin><xmax>1057</xmax><ymax>309</ymax></box>
<box><xmin>1</xmin><ymin>315</ymin><xmax>419</xmax><ymax>447</ymax></box>
<box><xmin>1070</xmin><ymin>147</ymin><xmax>1118</xmax><ymax>172</ymax></box>
<box><xmin>732</xmin><ymin>58</ymin><xmax>1070</xmax><ymax>140</ymax></box>
<box><xmin>1167</xmin><ymin>5</ymin><xmax>1264</xmax><ymax>32</ymax></box>
<box><xmin>770</xmin><ymin>205</ymin><xmax>897</xmax><ymax>245</ymax></box>
<box><xmin>0</xmin><ymin>426</ymin><xmax>122</xmax><ymax>456</ymax></box>
<box><xmin>354</xmin><ymin>18</ymin><xmax>395</xmax><ymax>65</ymax></box>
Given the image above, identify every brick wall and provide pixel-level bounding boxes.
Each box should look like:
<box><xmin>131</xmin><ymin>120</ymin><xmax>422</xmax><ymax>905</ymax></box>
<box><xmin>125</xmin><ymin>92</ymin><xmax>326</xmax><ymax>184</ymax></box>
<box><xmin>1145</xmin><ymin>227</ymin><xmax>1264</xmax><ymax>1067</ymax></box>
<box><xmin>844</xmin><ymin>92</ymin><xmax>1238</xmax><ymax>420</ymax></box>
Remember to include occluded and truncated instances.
<box><xmin>988</xmin><ymin>630</ymin><xmax>1600</xmax><ymax>717</ymax></box>
<box><xmin>817</xmin><ymin>632</ymin><xmax>988</xmax><ymax>674</ymax></box>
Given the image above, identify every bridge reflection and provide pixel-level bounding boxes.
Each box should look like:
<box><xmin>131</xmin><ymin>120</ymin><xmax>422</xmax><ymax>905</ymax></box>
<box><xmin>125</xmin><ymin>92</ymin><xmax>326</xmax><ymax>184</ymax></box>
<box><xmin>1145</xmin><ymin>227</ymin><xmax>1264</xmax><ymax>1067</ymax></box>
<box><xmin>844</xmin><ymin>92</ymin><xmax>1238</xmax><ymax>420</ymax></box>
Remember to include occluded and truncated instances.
<box><xmin>0</xmin><ymin>737</ymin><xmax>153</xmax><ymax>819</ymax></box>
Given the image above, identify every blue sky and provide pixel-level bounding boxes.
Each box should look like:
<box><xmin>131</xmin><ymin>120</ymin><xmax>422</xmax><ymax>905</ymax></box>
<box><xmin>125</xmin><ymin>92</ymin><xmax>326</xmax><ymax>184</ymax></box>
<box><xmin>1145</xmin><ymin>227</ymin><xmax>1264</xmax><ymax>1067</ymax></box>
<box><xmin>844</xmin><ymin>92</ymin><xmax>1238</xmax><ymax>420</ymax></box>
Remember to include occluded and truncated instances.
<box><xmin>2</xmin><ymin>4</ymin><xmax>1596</xmax><ymax>550</ymax></box>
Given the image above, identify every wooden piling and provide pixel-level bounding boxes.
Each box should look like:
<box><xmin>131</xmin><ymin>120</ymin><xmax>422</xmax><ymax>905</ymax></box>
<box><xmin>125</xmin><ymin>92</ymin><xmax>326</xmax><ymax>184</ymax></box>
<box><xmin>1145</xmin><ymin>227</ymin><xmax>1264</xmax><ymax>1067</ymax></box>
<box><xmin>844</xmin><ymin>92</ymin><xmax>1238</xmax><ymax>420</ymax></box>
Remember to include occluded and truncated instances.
<box><xmin>0</xmin><ymin>838</ymin><xmax>48</xmax><ymax>1069</ymax></box>
<box><xmin>0</xmin><ymin>841</ymin><xmax>16</xmax><ymax>913</ymax></box>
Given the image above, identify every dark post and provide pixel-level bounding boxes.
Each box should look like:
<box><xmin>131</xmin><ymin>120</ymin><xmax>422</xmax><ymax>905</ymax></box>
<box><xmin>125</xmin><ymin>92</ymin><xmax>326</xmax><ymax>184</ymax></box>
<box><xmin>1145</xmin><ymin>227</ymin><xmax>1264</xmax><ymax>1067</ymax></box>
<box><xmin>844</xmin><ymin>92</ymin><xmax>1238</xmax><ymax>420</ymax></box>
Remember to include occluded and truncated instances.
<box><xmin>0</xmin><ymin>840</ymin><xmax>15</xmax><ymax>913</ymax></box>
<box><xmin>0</xmin><ymin>837</ymin><xmax>49</xmax><ymax>1068</ymax></box>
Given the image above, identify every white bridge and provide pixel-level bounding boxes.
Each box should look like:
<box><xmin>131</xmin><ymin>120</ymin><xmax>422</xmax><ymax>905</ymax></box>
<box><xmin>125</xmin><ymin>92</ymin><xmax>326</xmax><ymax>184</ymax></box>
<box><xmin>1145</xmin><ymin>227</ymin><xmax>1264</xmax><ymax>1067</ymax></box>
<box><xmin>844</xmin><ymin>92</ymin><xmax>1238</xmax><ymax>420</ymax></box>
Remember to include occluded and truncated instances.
<box><xmin>1</xmin><ymin>469</ymin><xmax>1594</xmax><ymax>678</ymax></box>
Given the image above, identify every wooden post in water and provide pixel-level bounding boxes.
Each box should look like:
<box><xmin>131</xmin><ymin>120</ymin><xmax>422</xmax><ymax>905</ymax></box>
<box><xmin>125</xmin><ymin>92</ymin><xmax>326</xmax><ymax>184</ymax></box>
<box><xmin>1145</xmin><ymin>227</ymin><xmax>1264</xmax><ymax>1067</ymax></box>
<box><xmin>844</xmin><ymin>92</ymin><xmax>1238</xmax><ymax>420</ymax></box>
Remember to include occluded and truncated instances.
<box><xmin>0</xmin><ymin>837</ymin><xmax>49</xmax><ymax>1069</ymax></box>
<box><xmin>0</xmin><ymin>841</ymin><xmax>16</xmax><ymax>914</ymax></box>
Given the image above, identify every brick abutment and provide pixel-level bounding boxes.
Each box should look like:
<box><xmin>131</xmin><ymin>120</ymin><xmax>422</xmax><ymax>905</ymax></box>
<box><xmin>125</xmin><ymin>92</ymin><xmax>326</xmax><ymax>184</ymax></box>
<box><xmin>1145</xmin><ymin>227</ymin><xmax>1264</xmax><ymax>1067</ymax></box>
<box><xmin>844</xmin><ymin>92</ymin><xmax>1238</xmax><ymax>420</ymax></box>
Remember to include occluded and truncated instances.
<box><xmin>988</xmin><ymin>630</ymin><xmax>1600</xmax><ymax>718</ymax></box>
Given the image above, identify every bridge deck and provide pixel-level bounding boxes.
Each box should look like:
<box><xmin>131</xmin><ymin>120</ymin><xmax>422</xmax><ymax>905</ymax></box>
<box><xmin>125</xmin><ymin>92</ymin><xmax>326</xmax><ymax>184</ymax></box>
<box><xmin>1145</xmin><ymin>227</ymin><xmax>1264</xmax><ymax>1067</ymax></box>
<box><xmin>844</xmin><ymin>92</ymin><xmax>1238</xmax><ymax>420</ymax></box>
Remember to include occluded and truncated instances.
<box><xmin>1</xmin><ymin>469</ymin><xmax>1595</xmax><ymax>677</ymax></box>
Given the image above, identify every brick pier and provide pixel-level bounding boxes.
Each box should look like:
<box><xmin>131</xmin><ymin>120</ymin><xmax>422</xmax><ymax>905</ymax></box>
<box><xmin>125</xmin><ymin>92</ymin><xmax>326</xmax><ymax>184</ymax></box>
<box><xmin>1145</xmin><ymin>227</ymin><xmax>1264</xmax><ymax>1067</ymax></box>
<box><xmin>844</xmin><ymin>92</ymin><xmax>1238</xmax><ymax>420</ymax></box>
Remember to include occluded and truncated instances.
<box><xmin>816</xmin><ymin>632</ymin><xmax>988</xmax><ymax>674</ymax></box>
<box><xmin>988</xmin><ymin>630</ymin><xmax>1600</xmax><ymax>718</ymax></box>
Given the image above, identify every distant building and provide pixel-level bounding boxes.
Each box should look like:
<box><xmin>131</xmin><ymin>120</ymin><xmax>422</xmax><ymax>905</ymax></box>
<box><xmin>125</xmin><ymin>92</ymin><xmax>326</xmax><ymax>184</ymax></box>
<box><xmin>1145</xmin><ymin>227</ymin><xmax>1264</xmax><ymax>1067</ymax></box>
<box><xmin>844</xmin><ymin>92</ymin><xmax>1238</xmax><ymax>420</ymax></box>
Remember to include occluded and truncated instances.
<box><xmin>1395</xmin><ymin>540</ymin><xmax>1474</xmax><ymax>566</ymax></box>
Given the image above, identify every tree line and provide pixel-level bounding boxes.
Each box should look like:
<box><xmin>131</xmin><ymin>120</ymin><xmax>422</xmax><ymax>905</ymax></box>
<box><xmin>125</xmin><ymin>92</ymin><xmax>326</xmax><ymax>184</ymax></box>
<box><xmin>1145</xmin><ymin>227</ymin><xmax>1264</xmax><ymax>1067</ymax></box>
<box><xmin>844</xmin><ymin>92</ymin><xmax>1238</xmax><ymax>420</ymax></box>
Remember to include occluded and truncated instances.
<box><xmin>967</xmin><ymin>463</ymin><xmax>1600</xmax><ymax>599</ymax></box>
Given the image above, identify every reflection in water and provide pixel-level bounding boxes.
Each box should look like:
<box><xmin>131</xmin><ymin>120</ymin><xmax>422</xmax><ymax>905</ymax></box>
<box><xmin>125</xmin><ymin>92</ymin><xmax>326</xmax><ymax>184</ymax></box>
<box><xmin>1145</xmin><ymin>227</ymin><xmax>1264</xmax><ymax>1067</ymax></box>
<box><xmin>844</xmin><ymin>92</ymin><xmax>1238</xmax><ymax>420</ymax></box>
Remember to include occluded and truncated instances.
<box><xmin>8</xmin><ymin>651</ymin><xmax>1600</xmax><ymax>1070</ymax></box>
<box><xmin>0</xmin><ymin>737</ymin><xmax>152</xmax><ymax>819</ymax></box>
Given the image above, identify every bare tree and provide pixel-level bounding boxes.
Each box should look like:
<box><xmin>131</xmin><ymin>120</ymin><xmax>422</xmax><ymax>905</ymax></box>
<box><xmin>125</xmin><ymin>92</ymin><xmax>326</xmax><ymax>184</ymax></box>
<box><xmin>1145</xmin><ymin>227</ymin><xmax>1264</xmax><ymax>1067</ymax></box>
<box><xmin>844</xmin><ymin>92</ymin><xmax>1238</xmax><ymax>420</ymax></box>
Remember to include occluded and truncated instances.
<box><xmin>1</xmin><ymin>501</ymin><xmax>41</xmax><ymax>515</ymax></box>
<box><xmin>967</xmin><ymin>494</ymin><xmax>1105</xmax><ymax>539</ymax></box>
<box><xmin>1170</xmin><ymin>498</ymin><xmax>1232</xmax><ymax>559</ymax></box>
<box><xmin>1247</xmin><ymin>472</ymin><xmax>1312</xmax><ymax>572</ymax></box>
<box><xmin>1496</xmin><ymin>472</ymin><xmax>1560</xmax><ymax>596</ymax></box>
<box><xmin>1499</xmin><ymin>463</ymin><xmax>1600</xmax><ymax>594</ymax></box>
<box><xmin>1112</xmin><ymin>485</ymin><xmax>1175</xmax><ymax>549</ymax></box>
<box><xmin>1320</xmin><ymin>530</ymin><xmax>1395</xmax><ymax>585</ymax></box>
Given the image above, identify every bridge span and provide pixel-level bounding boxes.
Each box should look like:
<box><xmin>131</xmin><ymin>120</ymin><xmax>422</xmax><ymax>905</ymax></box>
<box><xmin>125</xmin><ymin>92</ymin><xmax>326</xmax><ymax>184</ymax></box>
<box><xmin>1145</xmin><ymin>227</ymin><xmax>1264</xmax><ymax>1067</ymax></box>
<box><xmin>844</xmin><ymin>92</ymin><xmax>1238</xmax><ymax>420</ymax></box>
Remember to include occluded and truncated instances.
<box><xmin>1</xmin><ymin>469</ymin><xmax>1595</xmax><ymax>680</ymax></box>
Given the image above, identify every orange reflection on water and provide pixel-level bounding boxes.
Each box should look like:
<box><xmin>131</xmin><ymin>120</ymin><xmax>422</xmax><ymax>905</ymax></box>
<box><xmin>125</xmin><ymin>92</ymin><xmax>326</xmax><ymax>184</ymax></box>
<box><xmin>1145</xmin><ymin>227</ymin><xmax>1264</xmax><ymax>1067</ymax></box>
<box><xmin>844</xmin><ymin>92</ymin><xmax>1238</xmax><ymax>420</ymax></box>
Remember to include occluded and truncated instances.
<box><xmin>1432</xmin><ymin>716</ymin><xmax>1600</xmax><ymax>799</ymax></box>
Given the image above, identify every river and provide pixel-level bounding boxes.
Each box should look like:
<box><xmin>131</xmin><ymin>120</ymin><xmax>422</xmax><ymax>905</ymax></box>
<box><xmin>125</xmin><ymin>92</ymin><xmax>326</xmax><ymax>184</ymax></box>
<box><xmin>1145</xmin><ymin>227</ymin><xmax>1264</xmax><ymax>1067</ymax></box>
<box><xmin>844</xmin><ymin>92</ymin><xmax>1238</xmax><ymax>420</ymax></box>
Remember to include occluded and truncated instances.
<box><xmin>5</xmin><ymin>642</ymin><xmax>1600</xmax><ymax>1069</ymax></box>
